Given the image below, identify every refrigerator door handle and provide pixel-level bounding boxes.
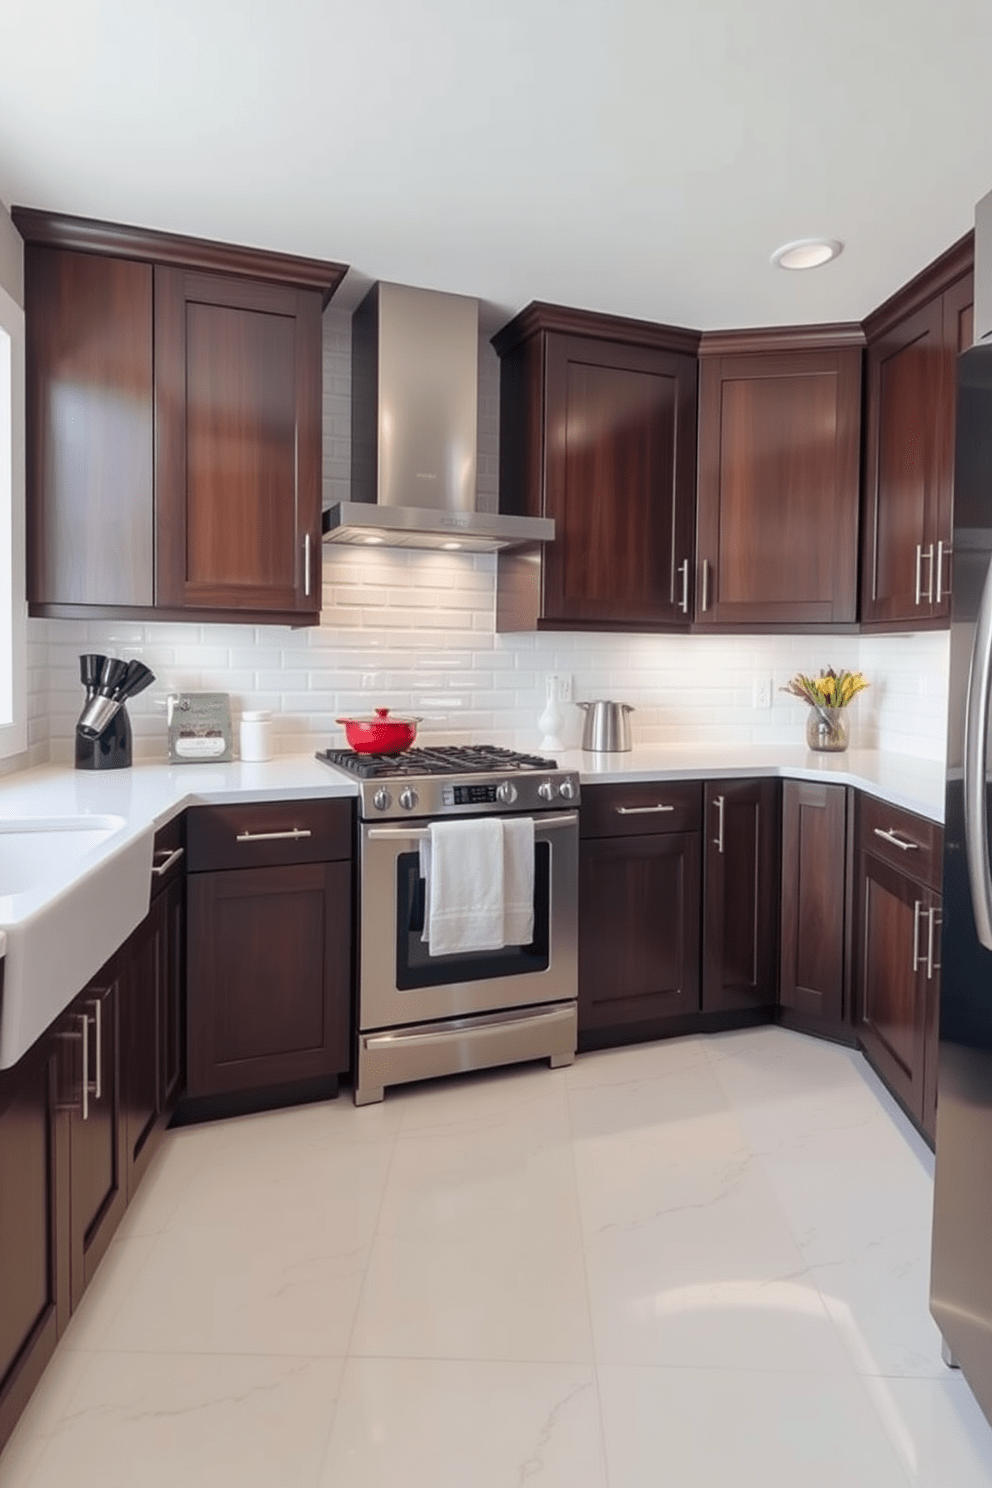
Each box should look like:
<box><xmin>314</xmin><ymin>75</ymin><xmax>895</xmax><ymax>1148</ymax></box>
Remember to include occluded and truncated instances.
<box><xmin>963</xmin><ymin>553</ymin><xmax>992</xmax><ymax>950</ymax></box>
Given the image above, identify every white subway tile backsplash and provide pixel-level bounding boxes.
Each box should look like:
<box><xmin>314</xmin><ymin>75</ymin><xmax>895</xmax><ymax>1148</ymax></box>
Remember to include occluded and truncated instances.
<box><xmin>21</xmin><ymin>311</ymin><xmax>954</xmax><ymax>766</ymax></box>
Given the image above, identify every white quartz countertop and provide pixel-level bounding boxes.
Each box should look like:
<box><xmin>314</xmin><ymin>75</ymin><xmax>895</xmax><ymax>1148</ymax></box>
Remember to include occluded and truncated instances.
<box><xmin>0</xmin><ymin>745</ymin><xmax>944</xmax><ymax>831</ymax></box>
<box><xmin>561</xmin><ymin>745</ymin><xmax>945</xmax><ymax>825</ymax></box>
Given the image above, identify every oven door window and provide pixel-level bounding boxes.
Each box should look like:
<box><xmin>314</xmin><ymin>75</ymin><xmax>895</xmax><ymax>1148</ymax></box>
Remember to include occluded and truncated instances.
<box><xmin>395</xmin><ymin>842</ymin><xmax>551</xmax><ymax>990</ymax></box>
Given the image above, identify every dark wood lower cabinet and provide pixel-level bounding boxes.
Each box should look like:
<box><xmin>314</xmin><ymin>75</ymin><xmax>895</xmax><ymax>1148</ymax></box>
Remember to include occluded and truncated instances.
<box><xmin>702</xmin><ymin>779</ymin><xmax>780</xmax><ymax>1013</ymax></box>
<box><xmin>0</xmin><ymin>1037</ymin><xmax>63</xmax><ymax>1455</ymax></box>
<box><xmin>579</xmin><ymin>830</ymin><xmax>701</xmax><ymax>1033</ymax></box>
<box><xmin>779</xmin><ymin>781</ymin><xmax>854</xmax><ymax>1035</ymax></box>
<box><xmin>60</xmin><ymin>975</ymin><xmax>127</xmax><ymax>1311</ymax></box>
<box><xmin>184</xmin><ymin>799</ymin><xmax>352</xmax><ymax>1104</ymax></box>
<box><xmin>854</xmin><ymin>798</ymin><xmax>942</xmax><ymax>1142</ymax></box>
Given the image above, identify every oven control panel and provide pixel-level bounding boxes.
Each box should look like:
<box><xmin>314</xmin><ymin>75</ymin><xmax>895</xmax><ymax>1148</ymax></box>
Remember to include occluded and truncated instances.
<box><xmin>361</xmin><ymin>772</ymin><xmax>580</xmax><ymax>818</ymax></box>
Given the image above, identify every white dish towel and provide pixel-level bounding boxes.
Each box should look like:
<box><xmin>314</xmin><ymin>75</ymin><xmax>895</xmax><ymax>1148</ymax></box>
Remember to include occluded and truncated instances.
<box><xmin>420</xmin><ymin>817</ymin><xmax>535</xmax><ymax>956</ymax></box>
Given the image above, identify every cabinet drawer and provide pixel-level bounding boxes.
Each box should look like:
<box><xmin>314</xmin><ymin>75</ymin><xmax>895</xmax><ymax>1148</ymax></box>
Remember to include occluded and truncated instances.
<box><xmin>858</xmin><ymin>794</ymin><xmax>942</xmax><ymax>890</ymax></box>
<box><xmin>150</xmin><ymin>815</ymin><xmax>185</xmax><ymax>895</ymax></box>
<box><xmin>580</xmin><ymin>780</ymin><xmax>702</xmax><ymax>839</ymax></box>
<box><xmin>186</xmin><ymin>799</ymin><xmax>352</xmax><ymax>872</ymax></box>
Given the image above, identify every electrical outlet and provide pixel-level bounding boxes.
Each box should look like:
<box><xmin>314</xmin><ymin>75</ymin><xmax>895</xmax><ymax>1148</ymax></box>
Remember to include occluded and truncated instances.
<box><xmin>753</xmin><ymin>676</ymin><xmax>773</xmax><ymax>709</ymax></box>
<box><xmin>546</xmin><ymin>673</ymin><xmax>573</xmax><ymax>703</ymax></box>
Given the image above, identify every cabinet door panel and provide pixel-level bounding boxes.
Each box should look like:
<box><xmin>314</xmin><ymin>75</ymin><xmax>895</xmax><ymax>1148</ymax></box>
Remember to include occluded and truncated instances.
<box><xmin>579</xmin><ymin>831</ymin><xmax>701</xmax><ymax>1030</ymax></box>
<box><xmin>160</xmin><ymin>874</ymin><xmax>185</xmax><ymax>1109</ymax></box>
<box><xmin>779</xmin><ymin>782</ymin><xmax>849</xmax><ymax>1025</ymax></box>
<box><xmin>122</xmin><ymin>898</ymin><xmax>163</xmax><ymax>1197</ymax></box>
<box><xmin>67</xmin><ymin>978</ymin><xmax>125</xmax><ymax>1307</ymax></box>
<box><xmin>24</xmin><ymin>247</ymin><xmax>154</xmax><ymax>607</ymax></box>
<box><xmin>935</xmin><ymin>274</ymin><xmax>974</xmax><ymax>617</ymax></box>
<box><xmin>703</xmin><ymin>780</ymin><xmax>780</xmax><ymax>1012</ymax></box>
<box><xmin>187</xmin><ymin>861</ymin><xmax>351</xmax><ymax>1097</ymax></box>
<box><xmin>543</xmin><ymin>337</ymin><xmax>695</xmax><ymax>625</ymax></box>
<box><xmin>856</xmin><ymin>854</ymin><xmax>929</xmax><ymax>1121</ymax></box>
<box><xmin>696</xmin><ymin>348</ymin><xmax>860</xmax><ymax>626</ymax></box>
<box><xmin>862</xmin><ymin>300</ymin><xmax>943</xmax><ymax>625</ymax></box>
<box><xmin>0</xmin><ymin>1045</ymin><xmax>61</xmax><ymax>1456</ymax></box>
<box><xmin>155</xmin><ymin>268</ymin><xmax>321</xmax><ymax>615</ymax></box>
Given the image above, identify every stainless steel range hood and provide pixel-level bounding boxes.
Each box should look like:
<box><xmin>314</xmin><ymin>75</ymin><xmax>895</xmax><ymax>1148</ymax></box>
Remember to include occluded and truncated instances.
<box><xmin>322</xmin><ymin>281</ymin><xmax>554</xmax><ymax>553</ymax></box>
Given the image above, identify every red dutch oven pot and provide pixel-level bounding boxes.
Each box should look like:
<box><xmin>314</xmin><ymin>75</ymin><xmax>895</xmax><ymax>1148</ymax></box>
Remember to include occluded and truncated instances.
<box><xmin>336</xmin><ymin>707</ymin><xmax>422</xmax><ymax>753</ymax></box>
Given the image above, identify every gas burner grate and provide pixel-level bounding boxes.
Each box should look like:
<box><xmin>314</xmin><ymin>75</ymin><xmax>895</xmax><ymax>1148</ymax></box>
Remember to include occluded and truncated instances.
<box><xmin>316</xmin><ymin>744</ymin><xmax>558</xmax><ymax>779</ymax></box>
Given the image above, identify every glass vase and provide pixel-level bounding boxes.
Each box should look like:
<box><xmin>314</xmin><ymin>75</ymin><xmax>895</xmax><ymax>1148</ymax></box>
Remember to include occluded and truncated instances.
<box><xmin>806</xmin><ymin>706</ymin><xmax>849</xmax><ymax>752</ymax></box>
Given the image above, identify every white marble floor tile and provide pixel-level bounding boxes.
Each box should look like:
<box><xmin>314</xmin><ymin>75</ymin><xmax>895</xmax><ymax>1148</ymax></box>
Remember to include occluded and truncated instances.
<box><xmin>873</xmin><ymin>1376</ymin><xmax>992</xmax><ymax>1486</ymax></box>
<box><xmin>0</xmin><ymin>1349</ymin><xmax>97</xmax><ymax>1487</ymax></box>
<box><xmin>15</xmin><ymin>1352</ymin><xmax>344</xmax><ymax>1488</ymax></box>
<box><xmin>811</xmin><ymin>1237</ymin><xmax>949</xmax><ymax>1378</ymax></box>
<box><xmin>57</xmin><ymin>1236</ymin><xmax>160</xmax><ymax>1351</ymax></box>
<box><xmin>349</xmin><ymin>1120</ymin><xmax>593</xmax><ymax>1360</ymax></box>
<box><xmin>565</xmin><ymin>1034</ymin><xmax>712</xmax><ymax>1091</ymax></box>
<box><xmin>316</xmin><ymin>1358</ymin><xmax>607</xmax><ymax>1488</ymax></box>
<box><xmin>392</xmin><ymin>1060</ymin><xmax>572</xmax><ymax>1139</ymax></box>
<box><xmin>597</xmin><ymin>1363</ymin><xmax>913</xmax><ymax>1488</ymax></box>
<box><xmin>96</xmin><ymin>1218</ymin><xmax>369</xmax><ymax>1356</ymax></box>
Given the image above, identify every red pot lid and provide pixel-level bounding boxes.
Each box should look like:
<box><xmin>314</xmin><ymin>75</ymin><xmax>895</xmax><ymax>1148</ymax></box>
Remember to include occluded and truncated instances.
<box><xmin>335</xmin><ymin>707</ymin><xmax>421</xmax><ymax>726</ymax></box>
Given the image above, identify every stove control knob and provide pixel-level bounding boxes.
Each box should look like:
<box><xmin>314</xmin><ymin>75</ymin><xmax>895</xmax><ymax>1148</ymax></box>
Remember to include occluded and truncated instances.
<box><xmin>372</xmin><ymin>788</ymin><xmax>393</xmax><ymax>812</ymax></box>
<box><xmin>496</xmin><ymin>781</ymin><xmax>518</xmax><ymax>805</ymax></box>
<box><xmin>537</xmin><ymin>780</ymin><xmax>555</xmax><ymax>802</ymax></box>
<box><xmin>558</xmin><ymin>778</ymin><xmax>577</xmax><ymax>801</ymax></box>
<box><xmin>399</xmin><ymin>787</ymin><xmax>419</xmax><ymax>812</ymax></box>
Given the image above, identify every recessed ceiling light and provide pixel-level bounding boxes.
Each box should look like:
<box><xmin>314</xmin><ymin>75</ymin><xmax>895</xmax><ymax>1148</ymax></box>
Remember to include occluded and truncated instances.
<box><xmin>771</xmin><ymin>238</ymin><xmax>844</xmax><ymax>271</ymax></box>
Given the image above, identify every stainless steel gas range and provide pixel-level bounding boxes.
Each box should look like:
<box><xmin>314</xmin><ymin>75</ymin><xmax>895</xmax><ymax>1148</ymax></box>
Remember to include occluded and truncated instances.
<box><xmin>316</xmin><ymin>745</ymin><xmax>580</xmax><ymax>1105</ymax></box>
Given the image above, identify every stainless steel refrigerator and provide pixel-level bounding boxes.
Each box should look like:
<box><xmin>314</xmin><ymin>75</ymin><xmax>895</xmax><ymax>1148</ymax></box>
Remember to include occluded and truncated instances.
<box><xmin>930</xmin><ymin>338</ymin><xmax>992</xmax><ymax>1421</ymax></box>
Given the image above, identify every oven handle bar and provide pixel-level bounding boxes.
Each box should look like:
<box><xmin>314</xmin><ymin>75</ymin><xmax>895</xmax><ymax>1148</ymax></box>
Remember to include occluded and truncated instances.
<box><xmin>366</xmin><ymin>812</ymin><xmax>578</xmax><ymax>842</ymax></box>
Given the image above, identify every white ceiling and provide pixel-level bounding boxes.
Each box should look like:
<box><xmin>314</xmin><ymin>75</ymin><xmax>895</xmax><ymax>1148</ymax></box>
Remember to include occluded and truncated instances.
<box><xmin>3</xmin><ymin>0</ymin><xmax>992</xmax><ymax>332</ymax></box>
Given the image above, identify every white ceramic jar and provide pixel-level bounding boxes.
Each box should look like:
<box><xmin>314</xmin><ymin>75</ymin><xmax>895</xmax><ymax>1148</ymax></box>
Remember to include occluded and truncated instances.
<box><xmin>239</xmin><ymin>709</ymin><xmax>273</xmax><ymax>762</ymax></box>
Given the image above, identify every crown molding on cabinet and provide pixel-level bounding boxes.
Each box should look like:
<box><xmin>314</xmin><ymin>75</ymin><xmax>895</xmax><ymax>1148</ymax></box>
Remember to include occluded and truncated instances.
<box><xmin>698</xmin><ymin>322</ymin><xmax>866</xmax><ymax>356</ymax></box>
<box><xmin>863</xmin><ymin>231</ymin><xmax>974</xmax><ymax>343</ymax></box>
<box><xmin>10</xmin><ymin>207</ymin><xmax>348</xmax><ymax>308</ymax></box>
<box><xmin>492</xmin><ymin>299</ymin><xmax>702</xmax><ymax>358</ymax></box>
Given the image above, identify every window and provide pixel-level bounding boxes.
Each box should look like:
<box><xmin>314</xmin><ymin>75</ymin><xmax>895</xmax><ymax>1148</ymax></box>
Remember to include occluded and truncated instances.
<box><xmin>0</xmin><ymin>281</ymin><xmax>26</xmax><ymax>759</ymax></box>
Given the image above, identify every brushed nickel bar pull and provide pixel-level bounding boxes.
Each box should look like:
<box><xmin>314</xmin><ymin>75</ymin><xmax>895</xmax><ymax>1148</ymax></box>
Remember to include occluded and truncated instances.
<box><xmin>616</xmin><ymin>804</ymin><xmax>676</xmax><ymax>816</ymax></box>
<box><xmin>912</xmin><ymin>900</ymin><xmax>923</xmax><ymax>973</ymax></box>
<box><xmin>700</xmin><ymin>559</ymin><xmax>710</xmax><ymax>613</ymax></box>
<box><xmin>927</xmin><ymin>907</ymin><xmax>941</xmax><ymax>980</ymax></box>
<box><xmin>304</xmin><ymin>533</ymin><xmax>312</xmax><ymax>598</ymax></box>
<box><xmin>936</xmin><ymin>540</ymin><xmax>951</xmax><ymax>604</ymax></box>
<box><xmin>151</xmin><ymin>846</ymin><xmax>184</xmax><ymax>877</ymax></box>
<box><xmin>236</xmin><ymin>828</ymin><xmax>313</xmax><ymax>843</ymax></box>
<box><xmin>54</xmin><ymin>1016</ymin><xmax>89</xmax><ymax>1120</ymax></box>
<box><xmin>713</xmin><ymin>794</ymin><xmax>725</xmax><ymax>854</ymax></box>
<box><xmin>679</xmin><ymin>558</ymin><xmax>690</xmax><ymax>615</ymax></box>
<box><xmin>88</xmin><ymin>996</ymin><xmax>102</xmax><ymax>1101</ymax></box>
<box><xmin>873</xmin><ymin>827</ymin><xmax>919</xmax><ymax>852</ymax></box>
<box><xmin>915</xmin><ymin>543</ymin><xmax>923</xmax><ymax>606</ymax></box>
<box><xmin>921</xmin><ymin>543</ymin><xmax>935</xmax><ymax>604</ymax></box>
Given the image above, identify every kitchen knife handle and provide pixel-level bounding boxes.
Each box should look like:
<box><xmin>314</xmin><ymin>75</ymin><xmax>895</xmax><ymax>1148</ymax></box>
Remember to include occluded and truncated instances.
<box><xmin>964</xmin><ymin>550</ymin><xmax>992</xmax><ymax>951</ymax></box>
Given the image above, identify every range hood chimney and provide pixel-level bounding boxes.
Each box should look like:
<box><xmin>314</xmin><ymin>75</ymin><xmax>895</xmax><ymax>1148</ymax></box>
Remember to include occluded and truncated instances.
<box><xmin>322</xmin><ymin>281</ymin><xmax>554</xmax><ymax>552</ymax></box>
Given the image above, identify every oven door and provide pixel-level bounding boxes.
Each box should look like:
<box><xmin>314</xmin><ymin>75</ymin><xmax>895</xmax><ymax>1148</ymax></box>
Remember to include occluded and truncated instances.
<box><xmin>358</xmin><ymin>811</ymin><xmax>578</xmax><ymax>1032</ymax></box>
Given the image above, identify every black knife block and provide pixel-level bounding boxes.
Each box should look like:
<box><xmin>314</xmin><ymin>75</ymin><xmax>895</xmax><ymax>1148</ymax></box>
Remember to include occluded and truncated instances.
<box><xmin>75</xmin><ymin>706</ymin><xmax>133</xmax><ymax>770</ymax></box>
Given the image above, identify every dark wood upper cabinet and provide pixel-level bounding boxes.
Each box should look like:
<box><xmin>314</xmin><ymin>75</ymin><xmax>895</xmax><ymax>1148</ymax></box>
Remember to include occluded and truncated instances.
<box><xmin>23</xmin><ymin>246</ymin><xmax>154</xmax><ymax>607</ymax></box>
<box><xmin>494</xmin><ymin>303</ymin><xmax>699</xmax><ymax>631</ymax></box>
<box><xmin>861</xmin><ymin>236</ymin><xmax>973</xmax><ymax>628</ymax></box>
<box><xmin>155</xmin><ymin>268</ymin><xmax>322</xmax><ymax>615</ymax></box>
<box><xmin>14</xmin><ymin>208</ymin><xmax>346</xmax><ymax>626</ymax></box>
<box><xmin>695</xmin><ymin>329</ymin><xmax>863</xmax><ymax>629</ymax></box>
<box><xmin>702</xmin><ymin>778</ymin><xmax>780</xmax><ymax>1012</ymax></box>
